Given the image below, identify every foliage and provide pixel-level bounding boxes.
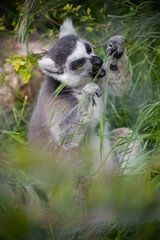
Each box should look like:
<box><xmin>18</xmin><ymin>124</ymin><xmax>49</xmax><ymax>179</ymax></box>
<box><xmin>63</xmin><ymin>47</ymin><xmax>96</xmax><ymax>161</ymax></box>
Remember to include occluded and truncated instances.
<box><xmin>0</xmin><ymin>71</ymin><xmax>8</xmax><ymax>85</ymax></box>
<box><xmin>0</xmin><ymin>0</ymin><xmax>160</xmax><ymax>239</ymax></box>
<box><xmin>6</xmin><ymin>53</ymin><xmax>41</xmax><ymax>83</ymax></box>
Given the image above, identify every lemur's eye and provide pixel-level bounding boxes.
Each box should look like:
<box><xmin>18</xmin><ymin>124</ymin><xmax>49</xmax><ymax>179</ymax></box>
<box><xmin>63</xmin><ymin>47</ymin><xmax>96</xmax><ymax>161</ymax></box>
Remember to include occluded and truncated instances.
<box><xmin>76</xmin><ymin>63</ymin><xmax>83</xmax><ymax>69</ymax></box>
<box><xmin>84</xmin><ymin>43</ymin><xmax>92</xmax><ymax>54</ymax></box>
<box><xmin>71</xmin><ymin>58</ymin><xmax>86</xmax><ymax>71</ymax></box>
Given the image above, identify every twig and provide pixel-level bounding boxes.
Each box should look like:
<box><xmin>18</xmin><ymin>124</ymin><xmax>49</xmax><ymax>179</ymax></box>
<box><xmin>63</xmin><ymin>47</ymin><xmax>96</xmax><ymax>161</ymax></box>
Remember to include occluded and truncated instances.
<box><xmin>136</xmin><ymin>35</ymin><xmax>160</xmax><ymax>39</ymax></box>
<box><xmin>47</xmin><ymin>16</ymin><xmax>61</xmax><ymax>26</ymax></box>
<box><xmin>92</xmin><ymin>41</ymin><xmax>109</xmax><ymax>49</ymax></box>
<box><xmin>31</xmin><ymin>50</ymin><xmax>48</xmax><ymax>57</ymax></box>
<box><xmin>86</xmin><ymin>19</ymin><xmax>106</xmax><ymax>29</ymax></box>
<box><xmin>30</xmin><ymin>34</ymin><xmax>160</xmax><ymax>57</ymax></box>
<box><xmin>92</xmin><ymin>34</ymin><xmax>160</xmax><ymax>49</ymax></box>
<box><xmin>81</xmin><ymin>10</ymin><xmax>106</xmax><ymax>29</ymax></box>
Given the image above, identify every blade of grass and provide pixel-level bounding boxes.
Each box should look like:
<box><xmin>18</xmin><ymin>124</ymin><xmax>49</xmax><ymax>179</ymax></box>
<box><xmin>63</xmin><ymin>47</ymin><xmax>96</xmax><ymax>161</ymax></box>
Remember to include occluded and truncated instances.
<box><xmin>15</xmin><ymin>95</ymin><xmax>28</xmax><ymax>132</ymax></box>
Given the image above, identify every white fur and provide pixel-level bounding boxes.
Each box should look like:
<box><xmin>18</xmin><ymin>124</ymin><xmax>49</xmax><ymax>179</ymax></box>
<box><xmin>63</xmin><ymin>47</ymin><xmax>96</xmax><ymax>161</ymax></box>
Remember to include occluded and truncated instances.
<box><xmin>91</xmin><ymin>95</ymin><xmax>103</xmax><ymax>130</ymax></box>
<box><xmin>38</xmin><ymin>58</ymin><xmax>58</xmax><ymax>74</ymax></box>
<box><xmin>59</xmin><ymin>18</ymin><xmax>77</xmax><ymax>39</ymax></box>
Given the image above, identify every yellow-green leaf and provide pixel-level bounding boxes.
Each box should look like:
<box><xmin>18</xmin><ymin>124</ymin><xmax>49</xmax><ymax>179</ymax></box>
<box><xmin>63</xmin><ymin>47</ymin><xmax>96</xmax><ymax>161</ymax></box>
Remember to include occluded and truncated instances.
<box><xmin>45</xmin><ymin>12</ymin><xmax>49</xmax><ymax>19</ymax></box>
<box><xmin>87</xmin><ymin>8</ymin><xmax>91</xmax><ymax>16</ymax></box>
<box><xmin>0</xmin><ymin>26</ymin><xmax>5</xmax><ymax>30</ymax></box>
<box><xmin>63</xmin><ymin>3</ymin><xmax>70</xmax><ymax>11</ymax></box>
<box><xmin>29</xmin><ymin>29</ymin><xmax>36</xmax><ymax>34</ymax></box>
<box><xmin>19</xmin><ymin>69</ymin><xmax>31</xmax><ymax>83</ymax></box>
<box><xmin>14</xmin><ymin>62</ymin><xmax>21</xmax><ymax>71</ymax></box>
<box><xmin>22</xmin><ymin>73</ymin><xmax>31</xmax><ymax>83</ymax></box>
<box><xmin>85</xmin><ymin>27</ymin><xmax>93</xmax><ymax>32</ymax></box>
<box><xmin>76</xmin><ymin>5</ymin><xmax>82</xmax><ymax>12</ymax></box>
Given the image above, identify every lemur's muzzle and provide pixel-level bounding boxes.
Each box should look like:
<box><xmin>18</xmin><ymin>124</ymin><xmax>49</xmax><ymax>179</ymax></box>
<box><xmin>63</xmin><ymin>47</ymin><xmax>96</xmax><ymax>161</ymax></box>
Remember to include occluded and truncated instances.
<box><xmin>91</xmin><ymin>56</ymin><xmax>106</xmax><ymax>79</ymax></box>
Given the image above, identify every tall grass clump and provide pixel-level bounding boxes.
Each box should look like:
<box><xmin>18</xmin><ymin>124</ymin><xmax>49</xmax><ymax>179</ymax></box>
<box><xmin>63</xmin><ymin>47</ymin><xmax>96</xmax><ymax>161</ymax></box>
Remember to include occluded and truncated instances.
<box><xmin>0</xmin><ymin>0</ymin><xmax>160</xmax><ymax>239</ymax></box>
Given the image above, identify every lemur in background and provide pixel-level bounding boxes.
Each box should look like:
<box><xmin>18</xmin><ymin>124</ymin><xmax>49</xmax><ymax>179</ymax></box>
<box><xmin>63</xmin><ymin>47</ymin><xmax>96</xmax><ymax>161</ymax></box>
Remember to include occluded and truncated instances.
<box><xmin>28</xmin><ymin>18</ymin><xmax>141</xmax><ymax>176</ymax></box>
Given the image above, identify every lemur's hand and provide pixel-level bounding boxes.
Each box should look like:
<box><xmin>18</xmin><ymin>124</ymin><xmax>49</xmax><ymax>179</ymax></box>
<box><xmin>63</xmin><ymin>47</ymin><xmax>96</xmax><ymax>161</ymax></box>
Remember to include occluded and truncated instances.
<box><xmin>82</xmin><ymin>83</ymin><xmax>101</xmax><ymax>98</ymax></box>
<box><xmin>107</xmin><ymin>36</ymin><xmax>125</xmax><ymax>59</ymax></box>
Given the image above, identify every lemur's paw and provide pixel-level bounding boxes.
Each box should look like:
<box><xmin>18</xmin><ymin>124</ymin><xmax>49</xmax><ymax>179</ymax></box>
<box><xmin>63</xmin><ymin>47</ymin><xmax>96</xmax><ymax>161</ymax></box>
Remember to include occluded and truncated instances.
<box><xmin>82</xmin><ymin>83</ymin><xmax>101</xmax><ymax>98</ymax></box>
<box><xmin>107</xmin><ymin>36</ymin><xmax>125</xmax><ymax>59</ymax></box>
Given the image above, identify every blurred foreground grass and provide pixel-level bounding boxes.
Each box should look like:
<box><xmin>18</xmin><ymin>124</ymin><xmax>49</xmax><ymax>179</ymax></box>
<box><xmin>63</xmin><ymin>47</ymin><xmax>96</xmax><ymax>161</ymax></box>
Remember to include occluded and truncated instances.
<box><xmin>0</xmin><ymin>141</ymin><xmax>160</xmax><ymax>239</ymax></box>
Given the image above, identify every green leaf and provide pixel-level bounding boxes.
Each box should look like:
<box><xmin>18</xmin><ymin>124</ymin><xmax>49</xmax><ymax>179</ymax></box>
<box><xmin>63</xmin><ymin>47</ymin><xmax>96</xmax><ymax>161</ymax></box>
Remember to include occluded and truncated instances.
<box><xmin>0</xmin><ymin>71</ymin><xmax>8</xmax><ymax>85</ymax></box>
<box><xmin>76</xmin><ymin>5</ymin><xmax>82</xmax><ymax>12</ymax></box>
<box><xmin>19</xmin><ymin>69</ymin><xmax>31</xmax><ymax>83</ymax></box>
<box><xmin>99</xmin><ymin>8</ymin><xmax>104</xmax><ymax>14</ymax></box>
<box><xmin>49</xmin><ymin>29</ymin><xmax>53</xmax><ymax>38</ymax></box>
<box><xmin>63</xmin><ymin>3</ymin><xmax>70</xmax><ymax>11</ymax></box>
<box><xmin>45</xmin><ymin>12</ymin><xmax>49</xmax><ymax>19</ymax></box>
<box><xmin>6</xmin><ymin>54</ymin><xmax>37</xmax><ymax>83</ymax></box>
<box><xmin>85</xmin><ymin>27</ymin><xmax>93</xmax><ymax>32</ymax></box>
<box><xmin>29</xmin><ymin>29</ymin><xmax>36</xmax><ymax>34</ymax></box>
<box><xmin>14</xmin><ymin>62</ymin><xmax>21</xmax><ymax>72</ymax></box>
<box><xmin>157</xmin><ymin>48</ymin><xmax>160</xmax><ymax>55</ymax></box>
<box><xmin>87</xmin><ymin>8</ymin><xmax>91</xmax><ymax>16</ymax></box>
<box><xmin>0</xmin><ymin>26</ymin><xmax>5</xmax><ymax>30</ymax></box>
<box><xmin>53</xmin><ymin>11</ymin><xmax>57</xmax><ymax>18</ymax></box>
<box><xmin>63</xmin><ymin>3</ymin><xmax>73</xmax><ymax>12</ymax></box>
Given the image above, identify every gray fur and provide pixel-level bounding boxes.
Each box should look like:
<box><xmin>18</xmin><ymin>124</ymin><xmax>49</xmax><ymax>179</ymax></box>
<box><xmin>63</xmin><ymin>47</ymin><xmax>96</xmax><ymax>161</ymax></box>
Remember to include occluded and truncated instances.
<box><xmin>103</xmin><ymin>36</ymin><xmax>132</xmax><ymax>96</ymax></box>
<box><xmin>48</xmin><ymin>34</ymin><xmax>78</xmax><ymax>66</ymax></box>
<box><xmin>107</xmin><ymin>35</ymin><xmax>125</xmax><ymax>59</ymax></box>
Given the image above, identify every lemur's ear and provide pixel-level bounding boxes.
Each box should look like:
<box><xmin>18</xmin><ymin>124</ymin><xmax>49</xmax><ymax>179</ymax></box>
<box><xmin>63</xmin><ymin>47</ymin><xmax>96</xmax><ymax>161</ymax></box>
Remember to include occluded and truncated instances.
<box><xmin>59</xmin><ymin>18</ymin><xmax>77</xmax><ymax>39</ymax></box>
<box><xmin>38</xmin><ymin>58</ymin><xmax>63</xmax><ymax>75</ymax></box>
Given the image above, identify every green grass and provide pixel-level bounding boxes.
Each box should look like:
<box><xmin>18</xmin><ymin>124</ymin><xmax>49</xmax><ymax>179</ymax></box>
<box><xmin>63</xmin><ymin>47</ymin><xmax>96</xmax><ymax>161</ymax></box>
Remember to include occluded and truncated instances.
<box><xmin>0</xmin><ymin>1</ymin><xmax>160</xmax><ymax>239</ymax></box>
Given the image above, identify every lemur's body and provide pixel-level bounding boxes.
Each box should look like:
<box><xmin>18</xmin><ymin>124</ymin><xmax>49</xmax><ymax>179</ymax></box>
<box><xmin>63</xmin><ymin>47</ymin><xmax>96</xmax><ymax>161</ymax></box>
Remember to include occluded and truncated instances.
<box><xmin>28</xmin><ymin>19</ymin><xmax>141</xmax><ymax>175</ymax></box>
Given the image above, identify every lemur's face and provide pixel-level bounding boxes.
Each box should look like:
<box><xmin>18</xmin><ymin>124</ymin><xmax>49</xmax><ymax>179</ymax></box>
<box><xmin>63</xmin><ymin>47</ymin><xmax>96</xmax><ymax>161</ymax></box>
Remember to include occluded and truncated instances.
<box><xmin>39</xmin><ymin>18</ymin><xmax>106</xmax><ymax>88</ymax></box>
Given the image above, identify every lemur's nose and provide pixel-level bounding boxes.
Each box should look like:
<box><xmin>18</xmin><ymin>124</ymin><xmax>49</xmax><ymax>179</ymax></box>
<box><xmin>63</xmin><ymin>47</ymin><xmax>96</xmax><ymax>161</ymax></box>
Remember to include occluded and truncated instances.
<box><xmin>91</xmin><ymin>56</ymin><xmax>103</xmax><ymax>67</ymax></box>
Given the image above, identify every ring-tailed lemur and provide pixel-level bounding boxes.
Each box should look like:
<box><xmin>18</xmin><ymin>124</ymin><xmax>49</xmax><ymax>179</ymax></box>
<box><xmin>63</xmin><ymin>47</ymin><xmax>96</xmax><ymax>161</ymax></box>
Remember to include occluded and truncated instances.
<box><xmin>28</xmin><ymin>18</ymin><xmax>141</xmax><ymax>175</ymax></box>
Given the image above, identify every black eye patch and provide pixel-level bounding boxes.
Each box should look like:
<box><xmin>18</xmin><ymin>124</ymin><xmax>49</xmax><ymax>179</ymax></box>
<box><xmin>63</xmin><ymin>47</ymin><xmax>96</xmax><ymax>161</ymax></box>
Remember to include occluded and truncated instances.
<box><xmin>70</xmin><ymin>58</ymin><xmax>86</xmax><ymax>71</ymax></box>
<box><xmin>84</xmin><ymin>42</ymin><xmax>92</xmax><ymax>54</ymax></box>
